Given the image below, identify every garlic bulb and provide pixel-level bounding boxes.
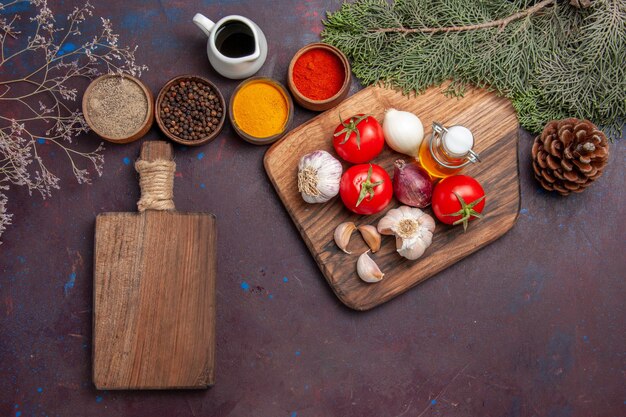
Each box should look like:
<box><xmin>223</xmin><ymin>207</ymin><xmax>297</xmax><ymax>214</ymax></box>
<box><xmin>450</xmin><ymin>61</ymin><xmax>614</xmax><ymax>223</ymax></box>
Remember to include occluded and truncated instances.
<box><xmin>357</xmin><ymin>251</ymin><xmax>384</xmax><ymax>283</ymax></box>
<box><xmin>297</xmin><ymin>150</ymin><xmax>343</xmax><ymax>203</ymax></box>
<box><xmin>377</xmin><ymin>206</ymin><xmax>435</xmax><ymax>260</ymax></box>
<box><xmin>383</xmin><ymin>108</ymin><xmax>424</xmax><ymax>157</ymax></box>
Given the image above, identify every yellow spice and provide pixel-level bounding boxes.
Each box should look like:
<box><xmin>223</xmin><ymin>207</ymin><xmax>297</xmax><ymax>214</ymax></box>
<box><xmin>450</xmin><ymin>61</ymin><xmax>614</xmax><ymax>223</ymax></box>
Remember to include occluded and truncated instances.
<box><xmin>233</xmin><ymin>81</ymin><xmax>288</xmax><ymax>138</ymax></box>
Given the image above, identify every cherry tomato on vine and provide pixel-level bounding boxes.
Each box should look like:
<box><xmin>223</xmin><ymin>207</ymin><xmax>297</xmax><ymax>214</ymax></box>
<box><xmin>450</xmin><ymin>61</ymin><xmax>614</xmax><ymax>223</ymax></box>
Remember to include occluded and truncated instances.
<box><xmin>340</xmin><ymin>164</ymin><xmax>392</xmax><ymax>215</ymax></box>
<box><xmin>333</xmin><ymin>114</ymin><xmax>384</xmax><ymax>164</ymax></box>
<box><xmin>431</xmin><ymin>175</ymin><xmax>486</xmax><ymax>231</ymax></box>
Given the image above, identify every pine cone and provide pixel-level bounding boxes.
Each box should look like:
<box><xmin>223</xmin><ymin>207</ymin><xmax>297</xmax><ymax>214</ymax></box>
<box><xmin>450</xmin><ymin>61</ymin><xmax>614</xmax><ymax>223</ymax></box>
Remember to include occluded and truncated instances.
<box><xmin>531</xmin><ymin>118</ymin><xmax>609</xmax><ymax>196</ymax></box>
<box><xmin>569</xmin><ymin>0</ymin><xmax>593</xmax><ymax>8</ymax></box>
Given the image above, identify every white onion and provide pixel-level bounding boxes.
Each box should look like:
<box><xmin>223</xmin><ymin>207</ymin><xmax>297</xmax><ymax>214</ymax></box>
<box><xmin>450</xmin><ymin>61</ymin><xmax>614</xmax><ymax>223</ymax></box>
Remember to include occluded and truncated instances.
<box><xmin>383</xmin><ymin>108</ymin><xmax>424</xmax><ymax>157</ymax></box>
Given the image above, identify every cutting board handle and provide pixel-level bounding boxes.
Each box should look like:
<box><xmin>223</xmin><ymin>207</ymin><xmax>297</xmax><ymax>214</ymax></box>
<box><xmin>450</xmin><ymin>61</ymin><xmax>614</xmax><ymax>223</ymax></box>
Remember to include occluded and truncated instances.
<box><xmin>136</xmin><ymin>141</ymin><xmax>176</xmax><ymax>212</ymax></box>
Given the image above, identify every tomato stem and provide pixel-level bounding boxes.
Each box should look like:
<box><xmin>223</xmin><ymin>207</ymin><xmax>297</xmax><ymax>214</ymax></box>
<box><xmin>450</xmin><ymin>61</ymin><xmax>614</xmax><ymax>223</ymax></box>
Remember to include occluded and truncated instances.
<box><xmin>333</xmin><ymin>113</ymin><xmax>370</xmax><ymax>150</ymax></box>
<box><xmin>443</xmin><ymin>192</ymin><xmax>485</xmax><ymax>232</ymax></box>
<box><xmin>356</xmin><ymin>164</ymin><xmax>384</xmax><ymax>207</ymax></box>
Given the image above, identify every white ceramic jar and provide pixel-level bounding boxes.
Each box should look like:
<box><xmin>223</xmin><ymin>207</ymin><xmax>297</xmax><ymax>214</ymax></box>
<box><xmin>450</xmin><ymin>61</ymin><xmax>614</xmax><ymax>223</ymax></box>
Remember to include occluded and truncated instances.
<box><xmin>193</xmin><ymin>13</ymin><xmax>268</xmax><ymax>80</ymax></box>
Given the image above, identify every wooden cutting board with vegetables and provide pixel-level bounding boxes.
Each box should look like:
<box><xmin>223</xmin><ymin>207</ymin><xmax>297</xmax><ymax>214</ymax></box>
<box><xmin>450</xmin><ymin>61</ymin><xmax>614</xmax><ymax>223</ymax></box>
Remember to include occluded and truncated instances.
<box><xmin>264</xmin><ymin>85</ymin><xmax>520</xmax><ymax>311</ymax></box>
<box><xmin>93</xmin><ymin>141</ymin><xmax>217</xmax><ymax>389</ymax></box>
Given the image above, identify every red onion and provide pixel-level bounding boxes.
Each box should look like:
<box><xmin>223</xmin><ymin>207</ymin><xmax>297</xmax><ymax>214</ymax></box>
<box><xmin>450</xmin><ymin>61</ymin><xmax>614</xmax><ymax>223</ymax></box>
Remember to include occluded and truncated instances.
<box><xmin>393</xmin><ymin>159</ymin><xmax>432</xmax><ymax>208</ymax></box>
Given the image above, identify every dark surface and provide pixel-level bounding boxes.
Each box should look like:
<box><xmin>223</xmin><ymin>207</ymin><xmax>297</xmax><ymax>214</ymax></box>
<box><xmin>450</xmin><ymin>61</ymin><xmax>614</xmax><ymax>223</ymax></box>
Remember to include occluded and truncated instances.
<box><xmin>1</xmin><ymin>1</ymin><xmax>624</xmax><ymax>417</ymax></box>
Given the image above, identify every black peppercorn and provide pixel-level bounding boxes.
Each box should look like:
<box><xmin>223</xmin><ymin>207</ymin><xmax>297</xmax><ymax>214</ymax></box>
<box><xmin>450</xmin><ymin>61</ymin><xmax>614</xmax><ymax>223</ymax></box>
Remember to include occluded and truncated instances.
<box><xmin>160</xmin><ymin>78</ymin><xmax>223</xmax><ymax>142</ymax></box>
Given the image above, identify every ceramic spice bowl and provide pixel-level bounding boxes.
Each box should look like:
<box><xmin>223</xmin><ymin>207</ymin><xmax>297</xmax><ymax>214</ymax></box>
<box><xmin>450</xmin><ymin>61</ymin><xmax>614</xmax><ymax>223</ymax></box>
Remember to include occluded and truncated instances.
<box><xmin>287</xmin><ymin>43</ymin><xmax>351</xmax><ymax>112</ymax></box>
<box><xmin>82</xmin><ymin>74</ymin><xmax>154</xmax><ymax>144</ymax></box>
<box><xmin>155</xmin><ymin>75</ymin><xmax>226</xmax><ymax>146</ymax></box>
<box><xmin>229</xmin><ymin>77</ymin><xmax>293</xmax><ymax>145</ymax></box>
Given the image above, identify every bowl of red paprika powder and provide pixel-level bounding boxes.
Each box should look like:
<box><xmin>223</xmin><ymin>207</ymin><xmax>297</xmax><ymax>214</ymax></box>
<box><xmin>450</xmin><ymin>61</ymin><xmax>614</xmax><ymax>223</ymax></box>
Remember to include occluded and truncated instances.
<box><xmin>287</xmin><ymin>43</ymin><xmax>351</xmax><ymax>112</ymax></box>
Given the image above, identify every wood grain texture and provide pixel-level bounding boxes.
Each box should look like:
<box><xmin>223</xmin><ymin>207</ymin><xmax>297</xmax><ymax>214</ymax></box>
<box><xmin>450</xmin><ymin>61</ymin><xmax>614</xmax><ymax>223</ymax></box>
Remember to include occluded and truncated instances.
<box><xmin>264</xmin><ymin>86</ymin><xmax>520</xmax><ymax>311</ymax></box>
<box><xmin>93</xmin><ymin>141</ymin><xmax>217</xmax><ymax>389</ymax></box>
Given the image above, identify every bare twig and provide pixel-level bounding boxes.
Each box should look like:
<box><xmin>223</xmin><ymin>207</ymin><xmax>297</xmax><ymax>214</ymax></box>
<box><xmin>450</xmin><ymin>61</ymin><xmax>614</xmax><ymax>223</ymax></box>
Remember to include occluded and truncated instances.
<box><xmin>0</xmin><ymin>0</ymin><xmax>147</xmax><ymax>243</ymax></box>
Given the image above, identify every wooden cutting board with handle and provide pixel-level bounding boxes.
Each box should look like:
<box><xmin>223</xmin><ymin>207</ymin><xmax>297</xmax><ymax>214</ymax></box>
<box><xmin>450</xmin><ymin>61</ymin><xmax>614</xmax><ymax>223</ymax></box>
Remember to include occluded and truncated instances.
<box><xmin>93</xmin><ymin>141</ymin><xmax>217</xmax><ymax>389</ymax></box>
<box><xmin>264</xmin><ymin>85</ymin><xmax>520</xmax><ymax>311</ymax></box>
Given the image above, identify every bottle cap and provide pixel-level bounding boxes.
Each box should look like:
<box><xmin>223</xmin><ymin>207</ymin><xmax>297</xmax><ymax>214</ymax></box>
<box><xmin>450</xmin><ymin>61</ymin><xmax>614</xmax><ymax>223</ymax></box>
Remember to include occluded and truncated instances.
<box><xmin>443</xmin><ymin>125</ymin><xmax>474</xmax><ymax>157</ymax></box>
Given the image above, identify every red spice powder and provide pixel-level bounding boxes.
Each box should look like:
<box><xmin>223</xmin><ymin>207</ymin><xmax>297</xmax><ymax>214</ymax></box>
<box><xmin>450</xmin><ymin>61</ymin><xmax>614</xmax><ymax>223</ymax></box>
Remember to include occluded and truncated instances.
<box><xmin>292</xmin><ymin>48</ymin><xmax>345</xmax><ymax>101</ymax></box>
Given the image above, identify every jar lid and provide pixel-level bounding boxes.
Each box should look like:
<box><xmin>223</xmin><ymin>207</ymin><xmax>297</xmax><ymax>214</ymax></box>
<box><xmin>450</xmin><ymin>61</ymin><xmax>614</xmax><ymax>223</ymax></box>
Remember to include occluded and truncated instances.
<box><xmin>443</xmin><ymin>125</ymin><xmax>474</xmax><ymax>157</ymax></box>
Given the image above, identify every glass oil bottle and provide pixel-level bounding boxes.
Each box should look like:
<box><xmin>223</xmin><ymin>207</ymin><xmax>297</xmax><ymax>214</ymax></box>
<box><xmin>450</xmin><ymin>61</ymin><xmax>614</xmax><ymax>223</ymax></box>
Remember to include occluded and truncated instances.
<box><xmin>418</xmin><ymin>122</ymin><xmax>481</xmax><ymax>178</ymax></box>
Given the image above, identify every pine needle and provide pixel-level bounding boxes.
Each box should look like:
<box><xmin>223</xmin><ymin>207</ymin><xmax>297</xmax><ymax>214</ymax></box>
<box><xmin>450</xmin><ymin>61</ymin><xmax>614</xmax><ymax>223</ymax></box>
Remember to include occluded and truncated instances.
<box><xmin>322</xmin><ymin>0</ymin><xmax>626</xmax><ymax>138</ymax></box>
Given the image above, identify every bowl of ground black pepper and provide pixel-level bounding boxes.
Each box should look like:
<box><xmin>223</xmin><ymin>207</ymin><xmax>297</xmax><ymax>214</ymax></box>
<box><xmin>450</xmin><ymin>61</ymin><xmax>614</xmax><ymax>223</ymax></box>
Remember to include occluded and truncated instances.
<box><xmin>155</xmin><ymin>75</ymin><xmax>226</xmax><ymax>146</ymax></box>
<box><xmin>83</xmin><ymin>74</ymin><xmax>154</xmax><ymax>143</ymax></box>
<box><xmin>287</xmin><ymin>43</ymin><xmax>351</xmax><ymax>112</ymax></box>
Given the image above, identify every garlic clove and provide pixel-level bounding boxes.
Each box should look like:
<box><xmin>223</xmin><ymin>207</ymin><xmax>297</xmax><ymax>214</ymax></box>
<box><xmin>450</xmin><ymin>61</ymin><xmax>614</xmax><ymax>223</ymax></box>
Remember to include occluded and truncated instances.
<box><xmin>419</xmin><ymin>228</ymin><xmax>434</xmax><ymax>248</ymax></box>
<box><xmin>398</xmin><ymin>205</ymin><xmax>416</xmax><ymax>219</ymax></box>
<box><xmin>358</xmin><ymin>225</ymin><xmax>381</xmax><ymax>253</ymax></box>
<box><xmin>334</xmin><ymin>222</ymin><xmax>356</xmax><ymax>254</ymax></box>
<box><xmin>419</xmin><ymin>212</ymin><xmax>436</xmax><ymax>233</ymax></box>
<box><xmin>357</xmin><ymin>250</ymin><xmax>384</xmax><ymax>283</ymax></box>
<box><xmin>396</xmin><ymin>236</ymin><xmax>428</xmax><ymax>260</ymax></box>
<box><xmin>377</xmin><ymin>207</ymin><xmax>402</xmax><ymax>235</ymax></box>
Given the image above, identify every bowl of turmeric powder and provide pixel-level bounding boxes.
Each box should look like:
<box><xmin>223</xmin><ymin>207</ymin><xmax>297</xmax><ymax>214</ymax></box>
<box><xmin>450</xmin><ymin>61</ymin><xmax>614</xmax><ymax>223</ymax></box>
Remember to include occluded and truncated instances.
<box><xmin>287</xmin><ymin>43</ymin><xmax>351</xmax><ymax>112</ymax></box>
<box><xmin>229</xmin><ymin>77</ymin><xmax>294</xmax><ymax>145</ymax></box>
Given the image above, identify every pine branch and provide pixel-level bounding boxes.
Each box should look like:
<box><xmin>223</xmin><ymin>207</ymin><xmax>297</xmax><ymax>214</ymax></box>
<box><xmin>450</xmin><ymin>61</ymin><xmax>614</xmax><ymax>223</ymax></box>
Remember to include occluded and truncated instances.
<box><xmin>322</xmin><ymin>0</ymin><xmax>626</xmax><ymax>138</ymax></box>
<box><xmin>372</xmin><ymin>0</ymin><xmax>556</xmax><ymax>34</ymax></box>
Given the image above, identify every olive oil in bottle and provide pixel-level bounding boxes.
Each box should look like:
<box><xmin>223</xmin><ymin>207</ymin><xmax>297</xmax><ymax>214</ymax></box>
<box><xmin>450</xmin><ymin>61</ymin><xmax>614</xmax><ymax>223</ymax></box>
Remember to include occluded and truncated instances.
<box><xmin>418</xmin><ymin>123</ymin><xmax>480</xmax><ymax>178</ymax></box>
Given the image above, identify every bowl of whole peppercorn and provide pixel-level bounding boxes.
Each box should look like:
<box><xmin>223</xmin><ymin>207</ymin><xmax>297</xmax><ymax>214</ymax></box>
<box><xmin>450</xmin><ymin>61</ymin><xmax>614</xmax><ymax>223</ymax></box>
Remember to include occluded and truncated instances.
<box><xmin>155</xmin><ymin>75</ymin><xmax>226</xmax><ymax>146</ymax></box>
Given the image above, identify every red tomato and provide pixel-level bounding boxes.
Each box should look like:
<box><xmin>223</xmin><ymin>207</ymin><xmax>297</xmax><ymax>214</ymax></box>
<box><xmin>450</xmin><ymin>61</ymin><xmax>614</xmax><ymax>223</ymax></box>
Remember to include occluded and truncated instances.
<box><xmin>333</xmin><ymin>114</ymin><xmax>384</xmax><ymax>164</ymax></box>
<box><xmin>340</xmin><ymin>164</ymin><xmax>392</xmax><ymax>215</ymax></box>
<box><xmin>431</xmin><ymin>175</ymin><xmax>486</xmax><ymax>231</ymax></box>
